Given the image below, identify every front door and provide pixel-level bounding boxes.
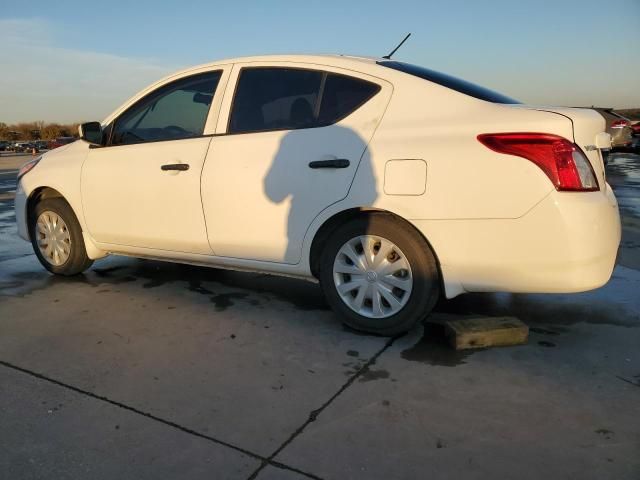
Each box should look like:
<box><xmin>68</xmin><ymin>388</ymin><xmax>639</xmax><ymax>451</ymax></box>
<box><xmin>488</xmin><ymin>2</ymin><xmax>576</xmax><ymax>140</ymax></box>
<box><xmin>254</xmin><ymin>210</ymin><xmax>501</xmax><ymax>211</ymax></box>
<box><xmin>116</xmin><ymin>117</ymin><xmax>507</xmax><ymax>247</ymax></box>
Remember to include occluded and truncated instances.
<box><xmin>81</xmin><ymin>70</ymin><xmax>223</xmax><ymax>254</ymax></box>
<box><xmin>201</xmin><ymin>65</ymin><xmax>391</xmax><ymax>264</ymax></box>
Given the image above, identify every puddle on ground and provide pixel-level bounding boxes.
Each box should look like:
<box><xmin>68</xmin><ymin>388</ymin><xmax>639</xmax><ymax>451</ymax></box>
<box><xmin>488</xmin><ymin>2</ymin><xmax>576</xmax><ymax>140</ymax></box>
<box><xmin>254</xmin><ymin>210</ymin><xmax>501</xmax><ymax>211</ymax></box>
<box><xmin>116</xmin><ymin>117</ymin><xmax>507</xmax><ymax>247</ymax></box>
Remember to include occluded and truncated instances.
<box><xmin>529</xmin><ymin>327</ymin><xmax>567</xmax><ymax>335</ymax></box>
<box><xmin>1</xmin><ymin>257</ymin><xmax>330</xmax><ymax>314</ymax></box>
<box><xmin>401</xmin><ymin>322</ymin><xmax>484</xmax><ymax>367</ymax></box>
<box><xmin>607</xmin><ymin>153</ymin><xmax>640</xmax><ymax>220</ymax></box>
<box><xmin>210</xmin><ymin>292</ymin><xmax>249</xmax><ymax>312</ymax></box>
<box><xmin>435</xmin><ymin>291</ymin><xmax>638</xmax><ymax>329</ymax></box>
<box><xmin>358</xmin><ymin>367</ymin><xmax>390</xmax><ymax>382</ymax></box>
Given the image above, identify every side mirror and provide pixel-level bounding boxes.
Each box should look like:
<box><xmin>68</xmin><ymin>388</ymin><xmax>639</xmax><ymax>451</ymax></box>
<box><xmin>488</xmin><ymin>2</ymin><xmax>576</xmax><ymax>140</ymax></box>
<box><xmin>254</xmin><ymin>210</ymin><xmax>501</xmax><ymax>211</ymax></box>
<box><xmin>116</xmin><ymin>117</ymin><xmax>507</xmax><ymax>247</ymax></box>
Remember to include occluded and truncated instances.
<box><xmin>79</xmin><ymin>122</ymin><xmax>102</xmax><ymax>145</ymax></box>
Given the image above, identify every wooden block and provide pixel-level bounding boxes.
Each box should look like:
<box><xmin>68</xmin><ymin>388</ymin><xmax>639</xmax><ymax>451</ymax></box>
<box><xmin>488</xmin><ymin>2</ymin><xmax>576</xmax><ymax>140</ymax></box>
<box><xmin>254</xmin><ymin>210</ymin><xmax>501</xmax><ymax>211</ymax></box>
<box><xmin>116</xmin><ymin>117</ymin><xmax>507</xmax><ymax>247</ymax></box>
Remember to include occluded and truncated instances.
<box><xmin>444</xmin><ymin>317</ymin><xmax>529</xmax><ymax>350</ymax></box>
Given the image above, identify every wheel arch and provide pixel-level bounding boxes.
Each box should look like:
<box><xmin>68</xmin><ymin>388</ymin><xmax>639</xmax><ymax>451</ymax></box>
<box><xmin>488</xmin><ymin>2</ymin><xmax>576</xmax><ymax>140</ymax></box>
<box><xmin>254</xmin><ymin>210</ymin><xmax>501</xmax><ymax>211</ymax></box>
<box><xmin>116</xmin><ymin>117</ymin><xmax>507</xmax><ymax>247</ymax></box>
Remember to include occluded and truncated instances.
<box><xmin>26</xmin><ymin>186</ymin><xmax>107</xmax><ymax>260</ymax></box>
<box><xmin>308</xmin><ymin>207</ymin><xmax>444</xmax><ymax>291</ymax></box>
<box><xmin>26</xmin><ymin>186</ymin><xmax>66</xmax><ymax>226</ymax></box>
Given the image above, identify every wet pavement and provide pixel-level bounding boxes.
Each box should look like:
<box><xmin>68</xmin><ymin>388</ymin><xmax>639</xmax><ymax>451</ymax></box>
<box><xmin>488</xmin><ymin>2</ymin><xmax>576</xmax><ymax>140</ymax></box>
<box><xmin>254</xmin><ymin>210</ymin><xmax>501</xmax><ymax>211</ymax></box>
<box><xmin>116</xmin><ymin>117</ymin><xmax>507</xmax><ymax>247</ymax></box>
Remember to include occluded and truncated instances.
<box><xmin>0</xmin><ymin>154</ymin><xmax>639</xmax><ymax>479</ymax></box>
<box><xmin>607</xmin><ymin>153</ymin><xmax>640</xmax><ymax>220</ymax></box>
<box><xmin>0</xmin><ymin>170</ymin><xmax>19</xmax><ymax>202</ymax></box>
<box><xmin>0</xmin><ymin>173</ymin><xmax>17</xmax><ymax>197</ymax></box>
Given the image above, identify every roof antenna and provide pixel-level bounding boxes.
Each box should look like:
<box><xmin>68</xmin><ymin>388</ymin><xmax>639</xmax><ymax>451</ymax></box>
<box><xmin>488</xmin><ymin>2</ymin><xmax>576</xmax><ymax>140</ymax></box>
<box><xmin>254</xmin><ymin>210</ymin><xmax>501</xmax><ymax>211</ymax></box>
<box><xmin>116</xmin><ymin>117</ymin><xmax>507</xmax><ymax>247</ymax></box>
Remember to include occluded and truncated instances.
<box><xmin>382</xmin><ymin>33</ymin><xmax>411</xmax><ymax>60</ymax></box>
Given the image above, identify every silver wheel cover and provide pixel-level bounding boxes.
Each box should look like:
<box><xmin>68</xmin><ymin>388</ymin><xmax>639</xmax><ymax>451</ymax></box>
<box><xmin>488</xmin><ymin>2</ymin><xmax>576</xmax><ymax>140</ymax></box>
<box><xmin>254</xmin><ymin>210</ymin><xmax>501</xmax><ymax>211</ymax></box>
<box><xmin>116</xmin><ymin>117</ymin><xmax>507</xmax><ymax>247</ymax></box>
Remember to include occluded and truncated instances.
<box><xmin>36</xmin><ymin>211</ymin><xmax>71</xmax><ymax>266</ymax></box>
<box><xmin>333</xmin><ymin>235</ymin><xmax>413</xmax><ymax>319</ymax></box>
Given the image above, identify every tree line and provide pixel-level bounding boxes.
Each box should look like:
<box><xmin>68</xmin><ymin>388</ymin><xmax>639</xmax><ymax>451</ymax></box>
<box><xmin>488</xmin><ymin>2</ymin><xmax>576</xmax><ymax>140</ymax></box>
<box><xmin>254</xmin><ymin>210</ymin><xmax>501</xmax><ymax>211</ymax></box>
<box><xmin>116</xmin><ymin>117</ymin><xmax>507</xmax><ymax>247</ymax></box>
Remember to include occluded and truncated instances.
<box><xmin>0</xmin><ymin>121</ymin><xmax>80</xmax><ymax>141</ymax></box>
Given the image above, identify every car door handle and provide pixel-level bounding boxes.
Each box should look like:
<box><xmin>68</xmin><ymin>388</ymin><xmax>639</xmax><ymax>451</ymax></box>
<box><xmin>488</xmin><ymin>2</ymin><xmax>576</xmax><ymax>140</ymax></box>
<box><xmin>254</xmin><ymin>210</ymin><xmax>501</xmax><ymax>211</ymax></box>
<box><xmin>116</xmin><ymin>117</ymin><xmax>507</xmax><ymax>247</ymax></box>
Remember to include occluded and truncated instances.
<box><xmin>161</xmin><ymin>163</ymin><xmax>189</xmax><ymax>171</ymax></box>
<box><xmin>308</xmin><ymin>159</ymin><xmax>350</xmax><ymax>169</ymax></box>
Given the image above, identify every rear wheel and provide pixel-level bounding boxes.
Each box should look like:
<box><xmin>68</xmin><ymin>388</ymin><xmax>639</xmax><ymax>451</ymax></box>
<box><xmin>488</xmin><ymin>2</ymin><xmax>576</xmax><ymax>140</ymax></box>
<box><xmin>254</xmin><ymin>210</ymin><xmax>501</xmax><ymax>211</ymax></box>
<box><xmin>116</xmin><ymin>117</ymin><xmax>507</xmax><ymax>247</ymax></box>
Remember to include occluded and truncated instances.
<box><xmin>319</xmin><ymin>214</ymin><xmax>440</xmax><ymax>335</ymax></box>
<box><xmin>29</xmin><ymin>197</ymin><xmax>93</xmax><ymax>275</ymax></box>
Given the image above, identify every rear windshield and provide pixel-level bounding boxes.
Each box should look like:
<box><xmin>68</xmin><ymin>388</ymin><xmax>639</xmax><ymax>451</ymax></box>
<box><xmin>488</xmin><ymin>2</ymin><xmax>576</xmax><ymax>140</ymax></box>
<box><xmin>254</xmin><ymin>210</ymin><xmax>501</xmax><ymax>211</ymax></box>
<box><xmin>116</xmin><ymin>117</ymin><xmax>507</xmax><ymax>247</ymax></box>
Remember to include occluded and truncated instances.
<box><xmin>378</xmin><ymin>61</ymin><xmax>520</xmax><ymax>104</ymax></box>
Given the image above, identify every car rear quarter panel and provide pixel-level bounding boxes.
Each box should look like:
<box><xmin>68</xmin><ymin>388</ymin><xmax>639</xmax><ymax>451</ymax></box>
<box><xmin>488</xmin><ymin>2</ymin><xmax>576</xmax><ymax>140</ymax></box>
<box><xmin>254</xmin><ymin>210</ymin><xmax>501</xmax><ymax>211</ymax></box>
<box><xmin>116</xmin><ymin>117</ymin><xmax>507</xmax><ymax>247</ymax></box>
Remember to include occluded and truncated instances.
<box><xmin>351</xmin><ymin>77</ymin><xmax>574</xmax><ymax>221</ymax></box>
<box><xmin>299</xmin><ymin>75</ymin><xmax>581</xmax><ymax>289</ymax></box>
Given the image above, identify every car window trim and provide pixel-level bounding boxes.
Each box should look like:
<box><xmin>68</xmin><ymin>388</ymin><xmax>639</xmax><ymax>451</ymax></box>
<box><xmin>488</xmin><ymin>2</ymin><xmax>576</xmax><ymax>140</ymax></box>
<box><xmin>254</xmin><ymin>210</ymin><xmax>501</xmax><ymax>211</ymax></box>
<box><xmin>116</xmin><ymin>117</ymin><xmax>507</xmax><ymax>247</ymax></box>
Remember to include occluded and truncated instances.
<box><xmin>108</xmin><ymin>70</ymin><xmax>224</xmax><ymax>147</ymax></box>
<box><xmin>226</xmin><ymin>66</ymin><xmax>382</xmax><ymax>135</ymax></box>
<box><xmin>377</xmin><ymin>60</ymin><xmax>519</xmax><ymax>104</ymax></box>
<box><xmin>89</xmin><ymin>68</ymin><xmax>381</xmax><ymax>150</ymax></box>
<box><xmin>90</xmin><ymin>123</ymin><xmax>328</xmax><ymax>149</ymax></box>
<box><xmin>92</xmin><ymin>113</ymin><xmax>385</xmax><ymax>149</ymax></box>
<box><xmin>314</xmin><ymin>73</ymin><xmax>327</xmax><ymax>119</ymax></box>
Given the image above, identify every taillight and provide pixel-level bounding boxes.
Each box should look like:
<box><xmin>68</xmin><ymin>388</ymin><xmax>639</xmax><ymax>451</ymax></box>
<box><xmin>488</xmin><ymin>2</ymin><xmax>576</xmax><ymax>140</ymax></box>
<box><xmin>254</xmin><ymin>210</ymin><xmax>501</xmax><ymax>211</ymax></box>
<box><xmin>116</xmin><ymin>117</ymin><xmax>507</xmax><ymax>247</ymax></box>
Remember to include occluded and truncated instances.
<box><xmin>611</xmin><ymin>119</ymin><xmax>629</xmax><ymax>129</ymax></box>
<box><xmin>477</xmin><ymin>133</ymin><xmax>599</xmax><ymax>192</ymax></box>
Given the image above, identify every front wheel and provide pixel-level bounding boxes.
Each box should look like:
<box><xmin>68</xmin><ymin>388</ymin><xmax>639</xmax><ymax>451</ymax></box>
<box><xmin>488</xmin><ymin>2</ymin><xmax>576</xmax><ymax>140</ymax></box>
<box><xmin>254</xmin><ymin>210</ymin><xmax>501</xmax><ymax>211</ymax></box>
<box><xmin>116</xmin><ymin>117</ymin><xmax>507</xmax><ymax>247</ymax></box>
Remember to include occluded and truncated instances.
<box><xmin>29</xmin><ymin>197</ymin><xmax>93</xmax><ymax>275</ymax></box>
<box><xmin>319</xmin><ymin>215</ymin><xmax>440</xmax><ymax>336</ymax></box>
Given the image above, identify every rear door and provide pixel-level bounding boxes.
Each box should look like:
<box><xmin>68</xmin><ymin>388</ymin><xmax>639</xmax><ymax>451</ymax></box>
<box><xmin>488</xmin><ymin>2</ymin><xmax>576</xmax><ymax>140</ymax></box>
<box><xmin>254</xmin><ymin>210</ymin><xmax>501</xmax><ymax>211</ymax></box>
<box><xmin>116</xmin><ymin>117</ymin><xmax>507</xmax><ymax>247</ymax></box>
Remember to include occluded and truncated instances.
<box><xmin>201</xmin><ymin>63</ymin><xmax>391</xmax><ymax>264</ymax></box>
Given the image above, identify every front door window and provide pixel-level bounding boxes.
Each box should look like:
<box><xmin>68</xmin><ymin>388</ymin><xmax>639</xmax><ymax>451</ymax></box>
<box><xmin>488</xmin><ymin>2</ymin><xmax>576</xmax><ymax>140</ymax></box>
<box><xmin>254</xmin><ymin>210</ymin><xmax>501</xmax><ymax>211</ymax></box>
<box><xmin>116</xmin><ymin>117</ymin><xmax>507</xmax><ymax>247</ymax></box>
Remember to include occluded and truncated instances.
<box><xmin>111</xmin><ymin>71</ymin><xmax>222</xmax><ymax>145</ymax></box>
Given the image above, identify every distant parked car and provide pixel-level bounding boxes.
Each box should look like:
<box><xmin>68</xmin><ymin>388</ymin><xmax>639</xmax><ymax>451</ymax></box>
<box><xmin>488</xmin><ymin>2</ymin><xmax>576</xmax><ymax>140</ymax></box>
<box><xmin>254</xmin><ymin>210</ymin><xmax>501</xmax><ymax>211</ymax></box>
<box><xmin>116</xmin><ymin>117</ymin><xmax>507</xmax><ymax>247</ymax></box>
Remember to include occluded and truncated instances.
<box><xmin>631</xmin><ymin>122</ymin><xmax>640</xmax><ymax>153</ymax></box>
<box><xmin>48</xmin><ymin>137</ymin><xmax>76</xmax><ymax>150</ymax></box>
<box><xmin>590</xmin><ymin>108</ymin><xmax>634</xmax><ymax>151</ymax></box>
<box><xmin>13</xmin><ymin>141</ymin><xmax>33</xmax><ymax>153</ymax></box>
<box><xmin>0</xmin><ymin>141</ymin><xmax>10</xmax><ymax>151</ymax></box>
<box><xmin>35</xmin><ymin>140</ymin><xmax>49</xmax><ymax>151</ymax></box>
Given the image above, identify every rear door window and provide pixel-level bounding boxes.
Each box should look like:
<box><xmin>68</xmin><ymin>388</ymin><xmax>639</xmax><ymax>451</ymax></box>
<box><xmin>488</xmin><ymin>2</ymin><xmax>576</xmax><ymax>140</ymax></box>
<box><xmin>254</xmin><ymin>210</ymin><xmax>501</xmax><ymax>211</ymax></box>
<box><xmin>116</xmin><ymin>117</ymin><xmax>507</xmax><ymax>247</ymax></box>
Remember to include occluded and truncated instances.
<box><xmin>229</xmin><ymin>68</ymin><xmax>323</xmax><ymax>133</ymax></box>
<box><xmin>228</xmin><ymin>68</ymin><xmax>380</xmax><ymax>134</ymax></box>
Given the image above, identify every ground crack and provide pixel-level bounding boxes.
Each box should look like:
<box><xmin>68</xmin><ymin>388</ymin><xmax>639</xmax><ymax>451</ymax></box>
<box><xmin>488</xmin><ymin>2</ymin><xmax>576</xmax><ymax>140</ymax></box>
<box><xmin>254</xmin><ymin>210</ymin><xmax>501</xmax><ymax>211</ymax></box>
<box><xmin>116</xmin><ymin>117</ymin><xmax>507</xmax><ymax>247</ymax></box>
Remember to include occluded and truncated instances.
<box><xmin>247</xmin><ymin>334</ymin><xmax>401</xmax><ymax>480</ymax></box>
<box><xmin>0</xmin><ymin>360</ymin><xmax>321</xmax><ymax>480</ymax></box>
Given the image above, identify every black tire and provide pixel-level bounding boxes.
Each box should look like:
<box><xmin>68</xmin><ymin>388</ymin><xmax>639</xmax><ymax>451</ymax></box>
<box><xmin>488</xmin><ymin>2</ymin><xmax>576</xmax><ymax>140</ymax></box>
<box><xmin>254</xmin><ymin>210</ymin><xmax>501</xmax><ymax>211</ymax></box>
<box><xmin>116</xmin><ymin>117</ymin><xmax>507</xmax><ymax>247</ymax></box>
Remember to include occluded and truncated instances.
<box><xmin>29</xmin><ymin>197</ymin><xmax>93</xmax><ymax>276</ymax></box>
<box><xmin>318</xmin><ymin>214</ymin><xmax>440</xmax><ymax>336</ymax></box>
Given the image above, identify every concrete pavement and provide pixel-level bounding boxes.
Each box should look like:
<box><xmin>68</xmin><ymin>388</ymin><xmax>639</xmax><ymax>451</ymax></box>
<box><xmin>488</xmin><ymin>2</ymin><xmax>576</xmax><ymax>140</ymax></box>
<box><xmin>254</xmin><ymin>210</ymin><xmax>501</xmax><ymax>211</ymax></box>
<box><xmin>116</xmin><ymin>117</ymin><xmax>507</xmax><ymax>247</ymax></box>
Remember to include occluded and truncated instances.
<box><xmin>0</xmin><ymin>154</ymin><xmax>638</xmax><ymax>479</ymax></box>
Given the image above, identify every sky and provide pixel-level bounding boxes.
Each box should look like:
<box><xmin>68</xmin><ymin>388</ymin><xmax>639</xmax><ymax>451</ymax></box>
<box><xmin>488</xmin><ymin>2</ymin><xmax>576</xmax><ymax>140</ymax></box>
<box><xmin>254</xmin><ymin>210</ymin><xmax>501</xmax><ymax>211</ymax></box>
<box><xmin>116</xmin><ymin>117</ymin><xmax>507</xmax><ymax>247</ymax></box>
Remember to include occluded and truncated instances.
<box><xmin>1</xmin><ymin>0</ymin><xmax>639</xmax><ymax>123</ymax></box>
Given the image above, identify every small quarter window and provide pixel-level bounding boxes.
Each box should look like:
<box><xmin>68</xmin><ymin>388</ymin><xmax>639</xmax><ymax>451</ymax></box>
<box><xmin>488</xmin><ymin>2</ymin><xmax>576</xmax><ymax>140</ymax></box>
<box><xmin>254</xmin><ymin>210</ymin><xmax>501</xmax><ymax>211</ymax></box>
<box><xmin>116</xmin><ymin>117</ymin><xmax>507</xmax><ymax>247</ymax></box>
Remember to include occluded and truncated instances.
<box><xmin>111</xmin><ymin>71</ymin><xmax>221</xmax><ymax>146</ymax></box>
<box><xmin>318</xmin><ymin>74</ymin><xmax>380</xmax><ymax>126</ymax></box>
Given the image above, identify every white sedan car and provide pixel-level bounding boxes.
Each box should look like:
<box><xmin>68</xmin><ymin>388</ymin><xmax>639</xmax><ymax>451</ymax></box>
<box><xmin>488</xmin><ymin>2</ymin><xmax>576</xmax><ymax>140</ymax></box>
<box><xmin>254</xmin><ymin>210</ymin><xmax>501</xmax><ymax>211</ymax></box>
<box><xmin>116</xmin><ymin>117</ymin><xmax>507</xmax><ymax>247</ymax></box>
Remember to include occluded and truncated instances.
<box><xmin>15</xmin><ymin>54</ymin><xmax>621</xmax><ymax>335</ymax></box>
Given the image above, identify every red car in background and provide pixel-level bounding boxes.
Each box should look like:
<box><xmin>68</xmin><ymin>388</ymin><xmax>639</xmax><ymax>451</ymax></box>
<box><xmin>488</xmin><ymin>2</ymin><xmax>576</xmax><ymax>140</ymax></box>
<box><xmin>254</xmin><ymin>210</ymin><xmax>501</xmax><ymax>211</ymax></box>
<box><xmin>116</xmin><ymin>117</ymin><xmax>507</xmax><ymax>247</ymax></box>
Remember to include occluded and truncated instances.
<box><xmin>48</xmin><ymin>136</ymin><xmax>76</xmax><ymax>149</ymax></box>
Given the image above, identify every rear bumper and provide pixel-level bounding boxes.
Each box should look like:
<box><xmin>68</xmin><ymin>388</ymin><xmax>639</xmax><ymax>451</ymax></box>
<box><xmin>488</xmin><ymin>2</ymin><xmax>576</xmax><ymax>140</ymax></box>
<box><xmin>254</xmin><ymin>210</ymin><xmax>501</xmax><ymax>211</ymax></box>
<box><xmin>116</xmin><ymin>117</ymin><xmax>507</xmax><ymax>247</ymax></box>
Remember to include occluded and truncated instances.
<box><xmin>414</xmin><ymin>185</ymin><xmax>621</xmax><ymax>298</ymax></box>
